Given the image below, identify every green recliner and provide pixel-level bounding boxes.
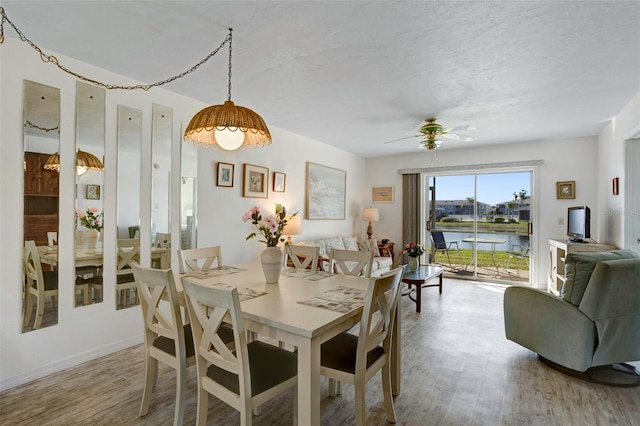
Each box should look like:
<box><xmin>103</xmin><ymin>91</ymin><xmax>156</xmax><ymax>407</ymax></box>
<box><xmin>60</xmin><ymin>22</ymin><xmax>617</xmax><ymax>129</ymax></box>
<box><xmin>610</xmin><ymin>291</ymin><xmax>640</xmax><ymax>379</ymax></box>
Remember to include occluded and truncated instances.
<box><xmin>503</xmin><ymin>249</ymin><xmax>640</xmax><ymax>386</ymax></box>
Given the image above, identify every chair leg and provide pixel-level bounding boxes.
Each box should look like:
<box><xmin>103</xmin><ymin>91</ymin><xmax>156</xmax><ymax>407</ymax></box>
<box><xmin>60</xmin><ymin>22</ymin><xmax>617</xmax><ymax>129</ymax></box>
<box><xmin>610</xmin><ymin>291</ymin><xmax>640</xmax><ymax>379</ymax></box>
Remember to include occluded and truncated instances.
<box><xmin>34</xmin><ymin>294</ymin><xmax>45</xmax><ymax>330</ymax></box>
<box><xmin>174</xmin><ymin>361</ymin><xmax>186</xmax><ymax>426</ymax></box>
<box><xmin>195</xmin><ymin>386</ymin><xmax>208</xmax><ymax>426</ymax></box>
<box><xmin>23</xmin><ymin>292</ymin><xmax>33</xmax><ymax>329</ymax></box>
<box><xmin>354</xmin><ymin>376</ymin><xmax>367</xmax><ymax>426</ymax></box>
<box><xmin>381</xmin><ymin>364</ymin><xmax>397</xmax><ymax>423</ymax></box>
<box><xmin>139</xmin><ymin>356</ymin><xmax>157</xmax><ymax>417</ymax></box>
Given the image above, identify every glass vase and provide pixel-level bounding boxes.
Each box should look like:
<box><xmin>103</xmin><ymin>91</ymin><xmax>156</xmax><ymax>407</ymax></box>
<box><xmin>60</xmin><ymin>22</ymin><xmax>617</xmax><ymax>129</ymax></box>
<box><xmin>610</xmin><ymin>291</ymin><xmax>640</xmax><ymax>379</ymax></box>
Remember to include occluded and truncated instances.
<box><xmin>407</xmin><ymin>256</ymin><xmax>419</xmax><ymax>273</ymax></box>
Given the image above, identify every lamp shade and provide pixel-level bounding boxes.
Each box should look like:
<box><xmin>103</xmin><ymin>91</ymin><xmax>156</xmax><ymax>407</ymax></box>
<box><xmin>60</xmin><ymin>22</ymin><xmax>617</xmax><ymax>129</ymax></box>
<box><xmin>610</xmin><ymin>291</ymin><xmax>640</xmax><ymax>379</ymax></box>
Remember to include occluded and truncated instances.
<box><xmin>183</xmin><ymin>101</ymin><xmax>271</xmax><ymax>150</ymax></box>
<box><xmin>285</xmin><ymin>215</ymin><xmax>302</xmax><ymax>236</ymax></box>
<box><xmin>362</xmin><ymin>208</ymin><xmax>379</xmax><ymax>222</ymax></box>
<box><xmin>44</xmin><ymin>149</ymin><xmax>104</xmax><ymax>174</ymax></box>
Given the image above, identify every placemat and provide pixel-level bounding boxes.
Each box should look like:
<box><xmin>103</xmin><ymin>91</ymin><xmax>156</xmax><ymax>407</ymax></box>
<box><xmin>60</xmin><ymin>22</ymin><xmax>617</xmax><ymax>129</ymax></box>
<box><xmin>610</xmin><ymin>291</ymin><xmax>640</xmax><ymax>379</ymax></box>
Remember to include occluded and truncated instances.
<box><xmin>207</xmin><ymin>283</ymin><xmax>267</xmax><ymax>302</ymax></box>
<box><xmin>297</xmin><ymin>286</ymin><xmax>365</xmax><ymax>313</ymax></box>
<box><xmin>280</xmin><ymin>268</ymin><xmax>333</xmax><ymax>281</ymax></box>
<box><xmin>182</xmin><ymin>266</ymin><xmax>247</xmax><ymax>279</ymax></box>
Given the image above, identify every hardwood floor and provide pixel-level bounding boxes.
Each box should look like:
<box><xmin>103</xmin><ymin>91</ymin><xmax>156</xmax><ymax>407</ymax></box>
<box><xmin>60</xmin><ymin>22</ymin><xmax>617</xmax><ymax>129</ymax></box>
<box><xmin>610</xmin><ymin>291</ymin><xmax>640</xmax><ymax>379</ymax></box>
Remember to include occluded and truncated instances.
<box><xmin>2</xmin><ymin>278</ymin><xmax>639</xmax><ymax>425</ymax></box>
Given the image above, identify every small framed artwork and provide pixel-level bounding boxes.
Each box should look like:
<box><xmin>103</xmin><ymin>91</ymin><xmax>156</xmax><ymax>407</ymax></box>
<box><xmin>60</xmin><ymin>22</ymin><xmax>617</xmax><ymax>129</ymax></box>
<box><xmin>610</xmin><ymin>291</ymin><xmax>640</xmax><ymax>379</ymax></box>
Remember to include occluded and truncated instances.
<box><xmin>372</xmin><ymin>186</ymin><xmax>394</xmax><ymax>203</ymax></box>
<box><xmin>273</xmin><ymin>172</ymin><xmax>286</xmax><ymax>192</ymax></box>
<box><xmin>86</xmin><ymin>184</ymin><xmax>101</xmax><ymax>200</ymax></box>
<box><xmin>216</xmin><ymin>162</ymin><xmax>234</xmax><ymax>187</ymax></box>
<box><xmin>556</xmin><ymin>181</ymin><xmax>575</xmax><ymax>199</ymax></box>
<box><xmin>243</xmin><ymin>163</ymin><xmax>269</xmax><ymax>198</ymax></box>
<box><xmin>612</xmin><ymin>177</ymin><xmax>619</xmax><ymax>196</ymax></box>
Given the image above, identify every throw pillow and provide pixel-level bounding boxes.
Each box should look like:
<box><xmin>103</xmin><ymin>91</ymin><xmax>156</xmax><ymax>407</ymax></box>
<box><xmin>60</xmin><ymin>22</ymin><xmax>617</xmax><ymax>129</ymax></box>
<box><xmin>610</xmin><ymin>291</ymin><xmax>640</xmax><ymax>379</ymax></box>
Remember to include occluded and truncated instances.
<box><xmin>342</xmin><ymin>237</ymin><xmax>360</xmax><ymax>251</ymax></box>
<box><xmin>325</xmin><ymin>237</ymin><xmax>346</xmax><ymax>255</ymax></box>
<box><xmin>358</xmin><ymin>238</ymin><xmax>381</xmax><ymax>257</ymax></box>
<box><xmin>561</xmin><ymin>249</ymin><xmax>639</xmax><ymax>306</ymax></box>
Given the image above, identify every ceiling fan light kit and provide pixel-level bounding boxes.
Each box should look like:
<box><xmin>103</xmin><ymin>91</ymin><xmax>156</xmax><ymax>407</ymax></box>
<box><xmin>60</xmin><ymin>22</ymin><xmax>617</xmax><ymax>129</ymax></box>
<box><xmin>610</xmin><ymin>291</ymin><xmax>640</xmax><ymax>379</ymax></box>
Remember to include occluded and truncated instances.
<box><xmin>385</xmin><ymin>117</ymin><xmax>475</xmax><ymax>152</ymax></box>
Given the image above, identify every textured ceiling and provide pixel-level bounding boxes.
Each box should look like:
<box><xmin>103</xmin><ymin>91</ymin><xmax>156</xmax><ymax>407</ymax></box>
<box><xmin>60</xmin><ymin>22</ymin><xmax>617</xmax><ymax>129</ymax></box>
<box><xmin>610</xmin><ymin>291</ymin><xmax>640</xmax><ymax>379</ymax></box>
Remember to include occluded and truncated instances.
<box><xmin>4</xmin><ymin>1</ymin><xmax>640</xmax><ymax>158</ymax></box>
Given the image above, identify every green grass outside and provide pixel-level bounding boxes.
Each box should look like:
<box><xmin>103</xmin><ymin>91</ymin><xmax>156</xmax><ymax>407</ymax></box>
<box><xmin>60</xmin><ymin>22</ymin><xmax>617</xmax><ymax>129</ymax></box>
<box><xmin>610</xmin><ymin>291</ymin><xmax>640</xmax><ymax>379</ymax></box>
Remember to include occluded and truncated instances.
<box><xmin>433</xmin><ymin>248</ymin><xmax>530</xmax><ymax>271</ymax></box>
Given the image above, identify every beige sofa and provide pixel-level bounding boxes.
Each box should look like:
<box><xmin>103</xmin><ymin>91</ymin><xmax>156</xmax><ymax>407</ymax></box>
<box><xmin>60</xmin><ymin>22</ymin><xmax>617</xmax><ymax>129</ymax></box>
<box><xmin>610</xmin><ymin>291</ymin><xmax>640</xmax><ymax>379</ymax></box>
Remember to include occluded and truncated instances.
<box><xmin>297</xmin><ymin>236</ymin><xmax>392</xmax><ymax>277</ymax></box>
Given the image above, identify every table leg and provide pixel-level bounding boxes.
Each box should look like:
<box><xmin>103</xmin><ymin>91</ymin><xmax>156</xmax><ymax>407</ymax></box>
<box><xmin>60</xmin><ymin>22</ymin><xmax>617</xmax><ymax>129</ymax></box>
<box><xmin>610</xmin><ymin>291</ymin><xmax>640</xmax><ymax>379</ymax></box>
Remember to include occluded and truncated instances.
<box><xmin>439</xmin><ymin>274</ymin><xmax>443</xmax><ymax>294</ymax></box>
<box><xmin>296</xmin><ymin>338</ymin><xmax>321</xmax><ymax>426</ymax></box>
<box><xmin>416</xmin><ymin>283</ymin><xmax>422</xmax><ymax>313</ymax></box>
<box><xmin>391</xmin><ymin>300</ymin><xmax>401</xmax><ymax>395</ymax></box>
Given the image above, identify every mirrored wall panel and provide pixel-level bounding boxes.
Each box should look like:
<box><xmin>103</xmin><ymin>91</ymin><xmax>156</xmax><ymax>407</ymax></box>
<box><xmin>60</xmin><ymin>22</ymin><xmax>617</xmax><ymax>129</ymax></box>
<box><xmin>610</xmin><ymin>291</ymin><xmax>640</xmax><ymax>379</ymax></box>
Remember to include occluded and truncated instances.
<box><xmin>22</xmin><ymin>80</ymin><xmax>60</xmax><ymax>332</ymax></box>
<box><xmin>74</xmin><ymin>82</ymin><xmax>106</xmax><ymax>307</ymax></box>
<box><xmin>151</xmin><ymin>104</ymin><xmax>172</xmax><ymax>269</ymax></box>
<box><xmin>180</xmin><ymin>121</ymin><xmax>198</xmax><ymax>250</ymax></box>
<box><xmin>116</xmin><ymin>105</ymin><xmax>142</xmax><ymax>310</ymax></box>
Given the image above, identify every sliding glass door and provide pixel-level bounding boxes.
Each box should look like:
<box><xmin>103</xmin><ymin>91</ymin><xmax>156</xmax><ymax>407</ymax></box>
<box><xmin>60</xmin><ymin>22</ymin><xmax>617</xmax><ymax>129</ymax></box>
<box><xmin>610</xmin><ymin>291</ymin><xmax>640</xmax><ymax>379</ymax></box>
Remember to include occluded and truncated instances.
<box><xmin>425</xmin><ymin>170</ymin><xmax>533</xmax><ymax>284</ymax></box>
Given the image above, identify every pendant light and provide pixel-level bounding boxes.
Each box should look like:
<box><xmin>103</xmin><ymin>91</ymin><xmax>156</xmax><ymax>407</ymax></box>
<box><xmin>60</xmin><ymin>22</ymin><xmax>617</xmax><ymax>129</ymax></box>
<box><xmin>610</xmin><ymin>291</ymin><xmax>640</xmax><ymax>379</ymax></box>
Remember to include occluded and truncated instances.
<box><xmin>183</xmin><ymin>29</ymin><xmax>271</xmax><ymax>150</ymax></box>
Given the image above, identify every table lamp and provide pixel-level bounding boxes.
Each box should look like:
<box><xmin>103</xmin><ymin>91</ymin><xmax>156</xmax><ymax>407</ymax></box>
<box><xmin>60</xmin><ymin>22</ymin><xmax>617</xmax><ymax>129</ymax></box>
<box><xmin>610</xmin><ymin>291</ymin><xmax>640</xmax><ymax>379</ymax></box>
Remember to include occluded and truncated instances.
<box><xmin>285</xmin><ymin>215</ymin><xmax>302</xmax><ymax>244</ymax></box>
<box><xmin>362</xmin><ymin>207</ymin><xmax>379</xmax><ymax>239</ymax></box>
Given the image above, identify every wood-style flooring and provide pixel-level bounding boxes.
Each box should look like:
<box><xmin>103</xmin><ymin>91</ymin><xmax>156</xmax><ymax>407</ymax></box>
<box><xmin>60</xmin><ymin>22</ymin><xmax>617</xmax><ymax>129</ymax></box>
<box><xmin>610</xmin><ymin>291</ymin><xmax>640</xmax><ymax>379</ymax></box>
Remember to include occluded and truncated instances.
<box><xmin>2</xmin><ymin>278</ymin><xmax>639</xmax><ymax>425</ymax></box>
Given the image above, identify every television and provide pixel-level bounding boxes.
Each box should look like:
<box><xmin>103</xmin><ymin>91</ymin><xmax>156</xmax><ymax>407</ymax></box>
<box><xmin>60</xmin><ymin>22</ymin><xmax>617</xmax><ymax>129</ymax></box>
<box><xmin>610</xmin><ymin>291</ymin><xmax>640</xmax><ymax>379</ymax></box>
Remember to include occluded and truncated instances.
<box><xmin>567</xmin><ymin>206</ymin><xmax>591</xmax><ymax>242</ymax></box>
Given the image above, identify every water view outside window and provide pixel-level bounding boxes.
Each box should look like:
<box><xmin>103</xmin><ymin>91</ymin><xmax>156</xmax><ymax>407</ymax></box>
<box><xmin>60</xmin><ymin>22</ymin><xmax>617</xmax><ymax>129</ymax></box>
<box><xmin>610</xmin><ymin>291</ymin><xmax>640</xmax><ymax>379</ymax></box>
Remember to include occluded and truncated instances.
<box><xmin>428</xmin><ymin>171</ymin><xmax>531</xmax><ymax>283</ymax></box>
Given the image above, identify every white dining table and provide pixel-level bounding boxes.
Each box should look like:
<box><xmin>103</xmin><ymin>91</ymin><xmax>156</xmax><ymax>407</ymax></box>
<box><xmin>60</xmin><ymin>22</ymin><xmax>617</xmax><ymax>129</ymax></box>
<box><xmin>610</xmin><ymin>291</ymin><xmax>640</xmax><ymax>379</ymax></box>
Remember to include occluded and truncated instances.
<box><xmin>175</xmin><ymin>263</ymin><xmax>401</xmax><ymax>426</ymax></box>
<box><xmin>38</xmin><ymin>246</ymin><xmax>169</xmax><ymax>269</ymax></box>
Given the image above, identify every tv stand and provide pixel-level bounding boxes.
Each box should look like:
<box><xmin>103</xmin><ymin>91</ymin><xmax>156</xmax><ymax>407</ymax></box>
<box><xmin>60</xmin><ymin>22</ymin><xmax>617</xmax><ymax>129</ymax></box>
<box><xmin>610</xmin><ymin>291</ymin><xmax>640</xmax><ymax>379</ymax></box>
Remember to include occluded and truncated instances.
<box><xmin>548</xmin><ymin>239</ymin><xmax>616</xmax><ymax>296</ymax></box>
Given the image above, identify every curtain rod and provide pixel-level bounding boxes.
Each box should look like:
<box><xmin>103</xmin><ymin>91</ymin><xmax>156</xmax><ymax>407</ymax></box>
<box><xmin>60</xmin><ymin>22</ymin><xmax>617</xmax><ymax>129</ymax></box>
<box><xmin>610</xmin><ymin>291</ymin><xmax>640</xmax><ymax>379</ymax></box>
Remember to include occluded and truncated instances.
<box><xmin>398</xmin><ymin>160</ymin><xmax>544</xmax><ymax>175</ymax></box>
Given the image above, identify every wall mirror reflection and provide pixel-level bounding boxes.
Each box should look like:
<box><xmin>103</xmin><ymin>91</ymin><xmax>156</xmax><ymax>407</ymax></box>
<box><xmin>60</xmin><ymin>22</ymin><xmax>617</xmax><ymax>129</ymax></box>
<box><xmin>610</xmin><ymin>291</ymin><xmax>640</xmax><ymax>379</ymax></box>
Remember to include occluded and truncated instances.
<box><xmin>116</xmin><ymin>105</ymin><xmax>142</xmax><ymax>310</ymax></box>
<box><xmin>22</xmin><ymin>80</ymin><xmax>60</xmax><ymax>332</ymax></box>
<box><xmin>74</xmin><ymin>82</ymin><xmax>106</xmax><ymax>307</ymax></box>
<box><xmin>180</xmin><ymin>121</ymin><xmax>197</xmax><ymax>250</ymax></box>
<box><xmin>151</xmin><ymin>104</ymin><xmax>172</xmax><ymax>269</ymax></box>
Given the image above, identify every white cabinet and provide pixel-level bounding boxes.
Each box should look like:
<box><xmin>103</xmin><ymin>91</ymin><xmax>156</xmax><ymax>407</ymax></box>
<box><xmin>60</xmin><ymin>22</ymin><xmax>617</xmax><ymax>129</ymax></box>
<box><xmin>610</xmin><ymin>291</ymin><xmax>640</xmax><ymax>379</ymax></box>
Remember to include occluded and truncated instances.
<box><xmin>547</xmin><ymin>239</ymin><xmax>616</xmax><ymax>295</ymax></box>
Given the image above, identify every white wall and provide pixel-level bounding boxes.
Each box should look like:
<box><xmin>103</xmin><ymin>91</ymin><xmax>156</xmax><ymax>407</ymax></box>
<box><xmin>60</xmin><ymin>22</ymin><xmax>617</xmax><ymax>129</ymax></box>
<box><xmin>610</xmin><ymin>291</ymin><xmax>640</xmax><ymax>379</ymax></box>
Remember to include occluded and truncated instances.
<box><xmin>596</xmin><ymin>91</ymin><xmax>640</xmax><ymax>249</ymax></box>
<box><xmin>0</xmin><ymin>37</ymin><xmax>365</xmax><ymax>390</ymax></box>
<box><xmin>365</xmin><ymin>136</ymin><xmax>601</xmax><ymax>288</ymax></box>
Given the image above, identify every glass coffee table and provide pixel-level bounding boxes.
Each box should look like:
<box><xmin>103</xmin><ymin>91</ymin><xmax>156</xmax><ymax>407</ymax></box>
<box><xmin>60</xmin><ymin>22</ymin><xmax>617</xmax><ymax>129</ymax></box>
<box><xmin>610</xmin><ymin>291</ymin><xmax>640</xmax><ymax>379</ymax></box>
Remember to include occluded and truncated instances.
<box><xmin>402</xmin><ymin>264</ymin><xmax>444</xmax><ymax>313</ymax></box>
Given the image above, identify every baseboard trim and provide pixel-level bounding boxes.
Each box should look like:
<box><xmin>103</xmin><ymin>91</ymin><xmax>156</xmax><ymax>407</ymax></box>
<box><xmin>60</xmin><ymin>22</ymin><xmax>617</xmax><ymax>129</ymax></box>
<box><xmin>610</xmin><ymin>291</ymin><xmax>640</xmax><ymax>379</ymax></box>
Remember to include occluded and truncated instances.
<box><xmin>0</xmin><ymin>335</ymin><xmax>143</xmax><ymax>392</ymax></box>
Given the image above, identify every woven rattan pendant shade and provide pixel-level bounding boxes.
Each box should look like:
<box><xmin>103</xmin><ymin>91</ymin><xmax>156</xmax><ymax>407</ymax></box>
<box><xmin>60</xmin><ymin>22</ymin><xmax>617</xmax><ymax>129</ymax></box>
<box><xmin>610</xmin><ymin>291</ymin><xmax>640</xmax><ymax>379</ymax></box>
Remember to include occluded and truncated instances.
<box><xmin>184</xmin><ymin>100</ymin><xmax>271</xmax><ymax>149</ymax></box>
<box><xmin>44</xmin><ymin>149</ymin><xmax>104</xmax><ymax>172</ymax></box>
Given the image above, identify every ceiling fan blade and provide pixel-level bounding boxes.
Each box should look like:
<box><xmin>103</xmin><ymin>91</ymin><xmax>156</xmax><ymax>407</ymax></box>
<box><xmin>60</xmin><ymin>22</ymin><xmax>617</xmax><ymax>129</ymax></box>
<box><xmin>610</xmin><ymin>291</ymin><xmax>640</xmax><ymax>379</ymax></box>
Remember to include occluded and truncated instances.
<box><xmin>443</xmin><ymin>125</ymin><xmax>476</xmax><ymax>133</ymax></box>
<box><xmin>383</xmin><ymin>134</ymin><xmax>421</xmax><ymax>144</ymax></box>
<box><xmin>440</xmin><ymin>133</ymin><xmax>475</xmax><ymax>142</ymax></box>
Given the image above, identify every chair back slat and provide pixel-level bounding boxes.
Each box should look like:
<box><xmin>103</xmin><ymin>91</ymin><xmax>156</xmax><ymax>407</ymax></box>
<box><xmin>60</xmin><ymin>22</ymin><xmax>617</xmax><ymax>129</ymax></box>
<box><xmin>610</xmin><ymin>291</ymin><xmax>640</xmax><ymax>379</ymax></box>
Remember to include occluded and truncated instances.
<box><xmin>178</xmin><ymin>246</ymin><xmax>223</xmax><ymax>274</ymax></box>
<box><xmin>330</xmin><ymin>248</ymin><xmax>374</xmax><ymax>277</ymax></box>
<box><xmin>117</xmin><ymin>239</ymin><xmax>140</xmax><ymax>273</ymax></box>
<box><xmin>182</xmin><ymin>278</ymin><xmax>250</xmax><ymax>396</ymax></box>
<box><xmin>286</xmin><ymin>245</ymin><xmax>320</xmax><ymax>270</ymax></box>
<box><xmin>357</xmin><ymin>267</ymin><xmax>404</xmax><ymax>368</ymax></box>
<box><xmin>132</xmin><ymin>264</ymin><xmax>185</xmax><ymax>345</ymax></box>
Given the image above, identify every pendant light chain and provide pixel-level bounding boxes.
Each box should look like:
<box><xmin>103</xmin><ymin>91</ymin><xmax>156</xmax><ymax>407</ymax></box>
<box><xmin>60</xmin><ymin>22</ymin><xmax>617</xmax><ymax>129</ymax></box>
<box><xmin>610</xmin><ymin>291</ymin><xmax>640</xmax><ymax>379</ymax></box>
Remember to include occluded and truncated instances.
<box><xmin>0</xmin><ymin>7</ymin><xmax>232</xmax><ymax>91</ymax></box>
<box><xmin>227</xmin><ymin>28</ymin><xmax>234</xmax><ymax>101</ymax></box>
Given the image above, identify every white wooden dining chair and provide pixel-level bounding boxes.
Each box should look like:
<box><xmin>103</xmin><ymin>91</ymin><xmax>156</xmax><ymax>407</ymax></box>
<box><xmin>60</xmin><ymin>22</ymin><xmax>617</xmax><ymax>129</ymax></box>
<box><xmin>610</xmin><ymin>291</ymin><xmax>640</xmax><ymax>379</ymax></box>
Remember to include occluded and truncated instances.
<box><xmin>152</xmin><ymin>232</ymin><xmax>171</xmax><ymax>268</ymax></box>
<box><xmin>320</xmin><ymin>266</ymin><xmax>404</xmax><ymax>426</ymax></box>
<box><xmin>131</xmin><ymin>263</ymin><xmax>233</xmax><ymax>426</ymax></box>
<box><xmin>329</xmin><ymin>248</ymin><xmax>374</xmax><ymax>278</ymax></box>
<box><xmin>182</xmin><ymin>278</ymin><xmax>298</xmax><ymax>426</ymax></box>
<box><xmin>177</xmin><ymin>246</ymin><xmax>223</xmax><ymax>274</ymax></box>
<box><xmin>23</xmin><ymin>240</ymin><xmax>89</xmax><ymax>329</ymax></box>
<box><xmin>285</xmin><ymin>244</ymin><xmax>320</xmax><ymax>271</ymax></box>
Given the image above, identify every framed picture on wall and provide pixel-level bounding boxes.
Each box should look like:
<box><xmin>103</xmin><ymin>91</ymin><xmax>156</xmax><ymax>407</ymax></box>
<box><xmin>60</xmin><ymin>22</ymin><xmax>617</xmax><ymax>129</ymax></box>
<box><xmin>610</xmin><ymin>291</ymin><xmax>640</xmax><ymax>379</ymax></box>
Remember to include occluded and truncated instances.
<box><xmin>305</xmin><ymin>162</ymin><xmax>346</xmax><ymax>220</ymax></box>
<box><xmin>86</xmin><ymin>184</ymin><xmax>101</xmax><ymax>200</ymax></box>
<box><xmin>216</xmin><ymin>162</ymin><xmax>234</xmax><ymax>187</ymax></box>
<box><xmin>273</xmin><ymin>172</ymin><xmax>286</xmax><ymax>192</ymax></box>
<box><xmin>556</xmin><ymin>181</ymin><xmax>575</xmax><ymax>199</ymax></box>
<box><xmin>372</xmin><ymin>186</ymin><xmax>394</xmax><ymax>203</ymax></box>
<box><xmin>243</xmin><ymin>163</ymin><xmax>269</xmax><ymax>198</ymax></box>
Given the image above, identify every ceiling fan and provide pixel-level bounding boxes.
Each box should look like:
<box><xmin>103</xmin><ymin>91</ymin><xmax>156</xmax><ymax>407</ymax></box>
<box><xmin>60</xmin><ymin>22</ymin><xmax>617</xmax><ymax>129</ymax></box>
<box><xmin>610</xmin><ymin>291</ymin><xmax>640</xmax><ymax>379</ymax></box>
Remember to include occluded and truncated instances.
<box><xmin>385</xmin><ymin>118</ymin><xmax>476</xmax><ymax>150</ymax></box>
